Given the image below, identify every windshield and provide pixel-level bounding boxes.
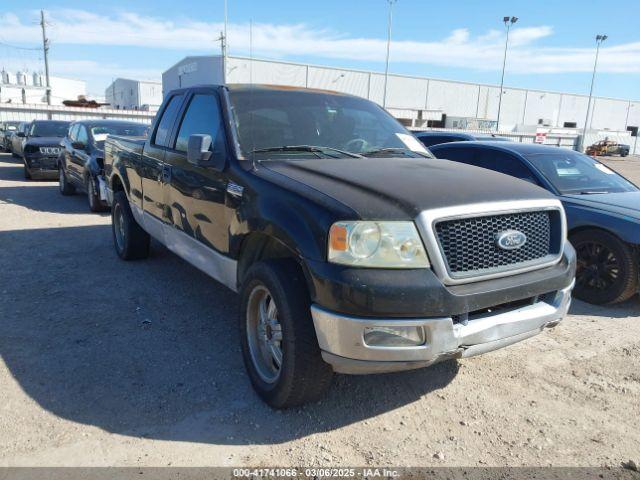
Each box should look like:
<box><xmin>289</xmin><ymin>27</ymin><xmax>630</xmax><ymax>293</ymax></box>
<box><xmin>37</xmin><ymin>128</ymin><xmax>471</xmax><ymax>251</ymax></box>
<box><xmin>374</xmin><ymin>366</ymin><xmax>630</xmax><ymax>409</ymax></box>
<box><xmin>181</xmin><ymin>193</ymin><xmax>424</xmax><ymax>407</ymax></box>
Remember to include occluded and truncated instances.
<box><xmin>30</xmin><ymin>121</ymin><xmax>70</xmax><ymax>138</ymax></box>
<box><xmin>525</xmin><ymin>151</ymin><xmax>638</xmax><ymax>195</ymax></box>
<box><xmin>90</xmin><ymin>124</ymin><xmax>149</xmax><ymax>147</ymax></box>
<box><xmin>228</xmin><ymin>88</ymin><xmax>432</xmax><ymax>159</ymax></box>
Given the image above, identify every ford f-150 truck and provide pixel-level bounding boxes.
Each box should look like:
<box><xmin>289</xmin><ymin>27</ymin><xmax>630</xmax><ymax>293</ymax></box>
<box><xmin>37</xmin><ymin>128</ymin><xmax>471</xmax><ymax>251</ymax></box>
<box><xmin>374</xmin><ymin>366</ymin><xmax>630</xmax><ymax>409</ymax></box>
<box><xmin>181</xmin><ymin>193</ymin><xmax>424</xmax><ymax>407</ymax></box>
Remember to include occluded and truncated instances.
<box><xmin>103</xmin><ymin>84</ymin><xmax>576</xmax><ymax>408</ymax></box>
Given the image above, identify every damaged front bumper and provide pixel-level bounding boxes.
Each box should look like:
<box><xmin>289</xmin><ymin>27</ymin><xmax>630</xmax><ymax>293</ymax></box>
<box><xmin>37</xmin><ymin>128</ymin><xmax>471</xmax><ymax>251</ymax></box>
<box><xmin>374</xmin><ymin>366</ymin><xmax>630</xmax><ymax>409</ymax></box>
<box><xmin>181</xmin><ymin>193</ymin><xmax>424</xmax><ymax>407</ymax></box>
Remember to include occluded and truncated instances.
<box><xmin>311</xmin><ymin>280</ymin><xmax>574</xmax><ymax>374</ymax></box>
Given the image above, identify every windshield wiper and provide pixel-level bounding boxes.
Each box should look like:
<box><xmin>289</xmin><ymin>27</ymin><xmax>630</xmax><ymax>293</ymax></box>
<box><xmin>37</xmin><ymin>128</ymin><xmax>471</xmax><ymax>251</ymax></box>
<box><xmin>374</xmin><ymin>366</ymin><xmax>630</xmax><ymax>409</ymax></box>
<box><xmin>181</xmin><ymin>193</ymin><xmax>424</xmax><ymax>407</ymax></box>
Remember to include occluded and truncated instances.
<box><xmin>362</xmin><ymin>147</ymin><xmax>431</xmax><ymax>158</ymax></box>
<box><xmin>251</xmin><ymin>145</ymin><xmax>363</xmax><ymax>158</ymax></box>
<box><xmin>576</xmin><ymin>190</ymin><xmax>610</xmax><ymax>195</ymax></box>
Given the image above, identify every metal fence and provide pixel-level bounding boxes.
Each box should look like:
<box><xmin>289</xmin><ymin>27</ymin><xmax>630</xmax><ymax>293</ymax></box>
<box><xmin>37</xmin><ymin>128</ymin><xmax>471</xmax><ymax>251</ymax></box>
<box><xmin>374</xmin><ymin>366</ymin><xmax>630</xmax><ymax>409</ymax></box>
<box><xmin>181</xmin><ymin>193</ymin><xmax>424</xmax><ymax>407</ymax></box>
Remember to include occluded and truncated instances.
<box><xmin>0</xmin><ymin>103</ymin><xmax>155</xmax><ymax>124</ymax></box>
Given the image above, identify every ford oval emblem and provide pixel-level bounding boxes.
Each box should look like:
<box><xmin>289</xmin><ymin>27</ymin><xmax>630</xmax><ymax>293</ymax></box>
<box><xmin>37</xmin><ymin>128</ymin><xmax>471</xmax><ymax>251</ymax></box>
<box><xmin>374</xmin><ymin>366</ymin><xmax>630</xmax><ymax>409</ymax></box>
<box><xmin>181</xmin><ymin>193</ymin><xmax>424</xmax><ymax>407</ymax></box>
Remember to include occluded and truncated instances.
<box><xmin>496</xmin><ymin>230</ymin><xmax>527</xmax><ymax>250</ymax></box>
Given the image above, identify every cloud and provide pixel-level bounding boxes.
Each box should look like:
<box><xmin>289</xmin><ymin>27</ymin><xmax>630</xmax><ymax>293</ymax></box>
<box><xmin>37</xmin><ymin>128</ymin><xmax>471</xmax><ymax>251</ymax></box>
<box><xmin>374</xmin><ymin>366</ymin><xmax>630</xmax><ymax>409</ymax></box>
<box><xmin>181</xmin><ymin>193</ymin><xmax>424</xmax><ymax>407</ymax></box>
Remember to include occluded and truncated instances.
<box><xmin>0</xmin><ymin>9</ymin><xmax>639</xmax><ymax>81</ymax></box>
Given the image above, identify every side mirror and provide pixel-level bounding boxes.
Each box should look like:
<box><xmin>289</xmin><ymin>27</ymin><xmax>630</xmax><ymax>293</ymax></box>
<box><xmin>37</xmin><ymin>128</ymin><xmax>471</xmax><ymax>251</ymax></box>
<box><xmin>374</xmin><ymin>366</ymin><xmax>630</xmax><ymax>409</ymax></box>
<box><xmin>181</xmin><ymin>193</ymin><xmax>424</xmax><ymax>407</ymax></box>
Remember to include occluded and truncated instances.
<box><xmin>16</xmin><ymin>132</ymin><xmax>25</xmax><ymax>138</ymax></box>
<box><xmin>187</xmin><ymin>134</ymin><xmax>213</xmax><ymax>167</ymax></box>
<box><xmin>71</xmin><ymin>141</ymin><xmax>86</xmax><ymax>150</ymax></box>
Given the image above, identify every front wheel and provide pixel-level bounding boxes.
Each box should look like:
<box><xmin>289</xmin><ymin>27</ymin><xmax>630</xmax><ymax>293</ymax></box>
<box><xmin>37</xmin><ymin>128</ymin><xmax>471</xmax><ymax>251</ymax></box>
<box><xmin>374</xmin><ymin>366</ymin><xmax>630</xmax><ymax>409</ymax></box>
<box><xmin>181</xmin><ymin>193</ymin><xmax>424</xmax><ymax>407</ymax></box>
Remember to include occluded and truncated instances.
<box><xmin>23</xmin><ymin>164</ymin><xmax>31</xmax><ymax>179</ymax></box>
<box><xmin>111</xmin><ymin>191</ymin><xmax>150</xmax><ymax>260</ymax></box>
<box><xmin>59</xmin><ymin>167</ymin><xmax>76</xmax><ymax>195</ymax></box>
<box><xmin>239</xmin><ymin>260</ymin><xmax>333</xmax><ymax>408</ymax></box>
<box><xmin>86</xmin><ymin>175</ymin><xmax>107</xmax><ymax>212</ymax></box>
<box><xmin>571</xmin><ymin>230</ymin><xmax>638</xmax><ymax>304</ymax></box>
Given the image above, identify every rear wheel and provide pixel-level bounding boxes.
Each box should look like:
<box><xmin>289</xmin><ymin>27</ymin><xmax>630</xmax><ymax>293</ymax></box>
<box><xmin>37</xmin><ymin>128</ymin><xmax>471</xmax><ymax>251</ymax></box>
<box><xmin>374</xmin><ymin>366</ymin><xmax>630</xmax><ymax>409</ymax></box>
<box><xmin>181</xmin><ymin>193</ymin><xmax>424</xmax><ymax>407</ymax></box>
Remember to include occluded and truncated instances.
<box><xmin>112</xmin><ymin>191</ymin><xmax>150</xmax><ymax>260</ymax></box>
<box><xmin>571</xmin><ymin>229</ymin><xmax>638</xmax><ymax>304</ymax></box>
<box><xmin>59</xmin><ymin>167</ymin><xmax>75</xmax><ymax>195</ymax></box>
<box><xmin>239</xmin><ymin>259</ymin><xmax>333</xmax><ymax>408</ymax></box>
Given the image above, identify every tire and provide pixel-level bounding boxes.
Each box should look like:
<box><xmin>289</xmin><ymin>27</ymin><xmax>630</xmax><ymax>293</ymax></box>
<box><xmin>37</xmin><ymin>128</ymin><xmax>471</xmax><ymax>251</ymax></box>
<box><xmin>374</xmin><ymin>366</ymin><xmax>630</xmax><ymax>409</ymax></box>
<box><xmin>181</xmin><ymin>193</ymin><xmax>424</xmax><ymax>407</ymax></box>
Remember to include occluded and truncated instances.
<box><xmin>570</xmin><ymin>229</ymin><xmax>638</xmax><ymax>304</ymax></box>
<box><xmin>86</xmin><ymin>175</ymin><xmax>106</xmax><ymax>212</ymax></box>
<box><xmin>58</xmin><ymin>166</ymin><xmax>76</xmax><ymax>195</ymax></box>
<box><xmin>111</xmin><ymin>190</ymin><xmax>150</xmax><ymax>260</ymax></box>
<box><xmin>239</xmin><ymin>259</ymin><xmax>333</xmax><ymax>408</ymax></box>
<box><xmin>23</xmin><ymin>164</ymin><xmax>31</xmax><ymax>179</ymax></box>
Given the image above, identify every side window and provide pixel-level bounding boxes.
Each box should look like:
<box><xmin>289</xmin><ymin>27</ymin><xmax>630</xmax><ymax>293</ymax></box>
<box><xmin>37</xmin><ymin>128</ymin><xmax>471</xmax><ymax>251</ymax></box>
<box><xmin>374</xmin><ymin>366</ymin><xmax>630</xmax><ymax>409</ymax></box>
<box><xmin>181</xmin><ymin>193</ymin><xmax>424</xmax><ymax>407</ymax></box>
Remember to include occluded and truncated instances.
<box><xmin>432</xmin><ymin>146</ymin><xmax>469</xmax><ymax>161</ymax></box>
<box><xmin>77</xmin><ymin>126</ymin><xmax>88</xmax><ymax>145</ymax></box>
<box><xmin>417</xmin><ymin>135</ymin><xmax>444</xmax><ymax>147</ymax></box>
<box><xmin>174</xmin><ymin>93</ymin><xmax>227</xmax><ymax>157</ymax></box>
<box><xmin>474</xmin><ymin>151</ymin><xmax>539</xmax><ymax>184</ymax></box>
<box><xmin>68</xmin><ymin>125</ymin><xmax>78</xmax><ymax>142</ymax></box>
<box><xmin>153</xmin><ymin>95</ymin><xmax>183</xmax><ymax>147</ymax></box>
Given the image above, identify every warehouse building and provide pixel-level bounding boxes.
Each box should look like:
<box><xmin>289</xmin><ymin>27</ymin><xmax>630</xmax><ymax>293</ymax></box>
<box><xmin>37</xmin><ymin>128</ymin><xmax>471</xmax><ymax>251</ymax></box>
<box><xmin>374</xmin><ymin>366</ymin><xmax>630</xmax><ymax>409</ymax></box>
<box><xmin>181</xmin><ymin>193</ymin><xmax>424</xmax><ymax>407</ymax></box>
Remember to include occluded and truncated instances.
<box><xmin>0</xmin><ymin>70</ymin><xmax>86</xmax><ymax>106</ymax></box>
<box><xmin>105</xmin><ymin>78</ymin><xmax>163</xmax><ymax>111</ymax></box>
<box><xmin>162</xmin><ymin>55</ymin><xmax>639</xmax><ymax>144</ymax></box>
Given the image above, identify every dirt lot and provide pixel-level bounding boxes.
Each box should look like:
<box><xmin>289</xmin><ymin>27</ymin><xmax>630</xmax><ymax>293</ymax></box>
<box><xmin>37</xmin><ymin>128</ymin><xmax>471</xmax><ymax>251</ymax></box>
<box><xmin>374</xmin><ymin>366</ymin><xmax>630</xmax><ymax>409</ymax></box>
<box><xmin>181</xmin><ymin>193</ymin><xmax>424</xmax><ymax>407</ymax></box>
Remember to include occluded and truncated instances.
<box><xmin>0</xmin><ymin>152</ymin><xmax>639</xmax><ymax>468</ymax></box>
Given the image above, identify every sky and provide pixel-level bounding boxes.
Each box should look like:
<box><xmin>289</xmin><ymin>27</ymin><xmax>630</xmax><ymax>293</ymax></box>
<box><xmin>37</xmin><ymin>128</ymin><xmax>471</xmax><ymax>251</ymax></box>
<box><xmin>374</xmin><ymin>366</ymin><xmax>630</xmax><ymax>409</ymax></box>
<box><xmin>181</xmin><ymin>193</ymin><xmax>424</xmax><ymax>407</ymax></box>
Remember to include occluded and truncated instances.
<box><xmin>1</xmin><ymin>0</ymin><xmax>639</xmax><ymax>100</ymax></box>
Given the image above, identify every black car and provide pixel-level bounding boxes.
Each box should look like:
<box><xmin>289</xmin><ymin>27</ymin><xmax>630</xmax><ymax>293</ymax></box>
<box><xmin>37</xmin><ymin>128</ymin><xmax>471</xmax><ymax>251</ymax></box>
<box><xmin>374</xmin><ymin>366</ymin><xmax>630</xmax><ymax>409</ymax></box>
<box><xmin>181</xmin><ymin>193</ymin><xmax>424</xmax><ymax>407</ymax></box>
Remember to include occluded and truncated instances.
<box><xmin>430</xmin><ymin>141</ymin><xmax>639</xmax><ymax>305</ymax></box>
<box><xmin>22</xmin><ymin>120</ymin><xmax>70</xmax><ymax>179</ymax></box>
<box><xmin>102</xmin><ymin>85</ymin><xmax>575</xmax><ymax>407</ymax></box>
<box><xmin>0</xmin><ymin>121</ymin><xmax>21</xmax><ymax>151</ymax></box>
<box><xmin>58</xmin><ymin>120</ymin><xmax>149</xmax><ymax>212</ymax></box>
<box><xmin>414</xmin><ymin>130</ymin><xmax>511</xmax><ymax>148</ymax></box>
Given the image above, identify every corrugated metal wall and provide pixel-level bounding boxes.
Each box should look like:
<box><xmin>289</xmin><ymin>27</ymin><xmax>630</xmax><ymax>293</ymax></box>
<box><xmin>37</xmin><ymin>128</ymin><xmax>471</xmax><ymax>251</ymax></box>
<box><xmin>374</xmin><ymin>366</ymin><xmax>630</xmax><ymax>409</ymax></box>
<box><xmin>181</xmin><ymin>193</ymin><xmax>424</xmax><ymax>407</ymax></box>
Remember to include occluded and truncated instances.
<box><xmin>225</xmin><ymin>56</ymin><xmax>639</xmax><ymax>135</ymax></box>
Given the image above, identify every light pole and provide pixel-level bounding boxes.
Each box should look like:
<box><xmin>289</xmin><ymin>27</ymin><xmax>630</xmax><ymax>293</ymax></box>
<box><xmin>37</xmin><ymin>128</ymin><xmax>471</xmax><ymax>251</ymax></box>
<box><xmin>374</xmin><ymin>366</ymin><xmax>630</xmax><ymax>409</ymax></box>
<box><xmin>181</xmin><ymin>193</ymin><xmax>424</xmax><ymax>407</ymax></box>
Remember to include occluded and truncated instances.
<box><xmin>496</xmin><ymin>16</ymin><xmax>517</xmax><ymax>131</ymax></box>
<box><xmin>382</xmin><ymin>0</ymin><xmax>397</xmax><ymax>109</ymax></box>
<box><xmin>580</xmin><ymin>34</ymin><xmax>607</xmax><ymax>151</ymax></box>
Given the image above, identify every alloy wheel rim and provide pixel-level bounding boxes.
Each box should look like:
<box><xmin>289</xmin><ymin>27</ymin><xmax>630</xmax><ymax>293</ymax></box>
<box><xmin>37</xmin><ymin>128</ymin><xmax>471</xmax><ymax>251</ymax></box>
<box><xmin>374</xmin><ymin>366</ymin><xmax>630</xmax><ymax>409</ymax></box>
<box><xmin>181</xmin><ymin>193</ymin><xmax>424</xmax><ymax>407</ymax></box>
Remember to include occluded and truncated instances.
<box><xmin>575</xmin><ymin>241</ymin><xmax>620</xmax><ymax>292</ymax></box>
<box><xmin>113</xmin><ymin>204</ymin><xmax>126</xmax><ymax>251</ymax></box>
<box><xmin>246</xmin><ymin>285</ymin><xmax>283</xmax><ymax>384</ymax></box>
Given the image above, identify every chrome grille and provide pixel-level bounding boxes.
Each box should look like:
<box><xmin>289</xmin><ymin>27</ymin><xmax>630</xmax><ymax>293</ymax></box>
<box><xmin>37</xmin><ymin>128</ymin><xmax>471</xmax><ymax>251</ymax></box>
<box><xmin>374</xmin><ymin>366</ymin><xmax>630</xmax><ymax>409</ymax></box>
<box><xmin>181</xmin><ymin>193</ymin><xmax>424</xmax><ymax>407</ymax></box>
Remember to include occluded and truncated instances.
<box><xmin>39</xmin><ymin>146</ymin><xmax>62</xmax><ymax>156</ymax></box>
<box><xmin>434</xmin><ymin>211</ymin><xmax>555</xmax><ymax>278</ymax></box>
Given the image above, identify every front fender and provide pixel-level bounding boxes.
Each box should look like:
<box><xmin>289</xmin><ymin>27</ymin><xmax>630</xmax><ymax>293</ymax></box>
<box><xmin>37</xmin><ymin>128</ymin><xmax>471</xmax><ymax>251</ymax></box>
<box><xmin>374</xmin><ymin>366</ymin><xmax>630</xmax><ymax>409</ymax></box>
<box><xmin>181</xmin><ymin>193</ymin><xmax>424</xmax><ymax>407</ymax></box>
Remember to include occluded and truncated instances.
<box><xmin>565</xmin><ymin>203</ymin><xmax>640</xmax><ymax>244</ymax></box>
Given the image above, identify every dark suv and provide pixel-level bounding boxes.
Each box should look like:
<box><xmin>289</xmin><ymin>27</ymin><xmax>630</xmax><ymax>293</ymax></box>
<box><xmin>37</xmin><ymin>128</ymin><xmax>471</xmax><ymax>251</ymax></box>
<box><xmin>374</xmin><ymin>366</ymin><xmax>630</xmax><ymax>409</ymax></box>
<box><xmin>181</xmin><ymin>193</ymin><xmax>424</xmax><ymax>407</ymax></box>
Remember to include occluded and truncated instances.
<box><xmin>22</xmin><ymin>120</ymin><xmax>70</xmax><ymax>179</ymax></box>
<box><xmin>58</xmin><ymin>120</ymin><xmax>149</xmax><ymax>211</ymax></box>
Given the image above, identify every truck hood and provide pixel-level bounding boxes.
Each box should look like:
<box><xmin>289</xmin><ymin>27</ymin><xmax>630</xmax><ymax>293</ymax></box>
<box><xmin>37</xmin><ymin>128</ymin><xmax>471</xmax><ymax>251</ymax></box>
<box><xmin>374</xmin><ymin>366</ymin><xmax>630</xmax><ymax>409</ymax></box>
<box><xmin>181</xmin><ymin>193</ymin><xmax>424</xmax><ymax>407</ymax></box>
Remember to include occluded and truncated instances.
<box><xmin>257</xmin><ymin>157</ymin><xmax>555</xmax><ymax>219</ymax></box>
<box><xmin>561</xmin><ymin>192</ymin><xmax>640</xmax><ymax>221</ymax></box>
<box><xmin>25</xmin><ymin>137</ymin><xmax>63</xmax><ymax>147</ymax></box>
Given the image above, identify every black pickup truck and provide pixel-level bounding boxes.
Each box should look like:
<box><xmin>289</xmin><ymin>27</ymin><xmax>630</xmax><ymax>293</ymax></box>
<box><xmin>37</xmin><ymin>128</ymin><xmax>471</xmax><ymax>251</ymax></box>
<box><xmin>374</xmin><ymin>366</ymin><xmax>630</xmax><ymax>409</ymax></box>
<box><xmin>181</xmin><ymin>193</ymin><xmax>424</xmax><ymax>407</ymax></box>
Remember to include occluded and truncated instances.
<box><xmin>104</xmin><ymin>85</ymin><xmax>576</xmax><ymax>408</ymax></box>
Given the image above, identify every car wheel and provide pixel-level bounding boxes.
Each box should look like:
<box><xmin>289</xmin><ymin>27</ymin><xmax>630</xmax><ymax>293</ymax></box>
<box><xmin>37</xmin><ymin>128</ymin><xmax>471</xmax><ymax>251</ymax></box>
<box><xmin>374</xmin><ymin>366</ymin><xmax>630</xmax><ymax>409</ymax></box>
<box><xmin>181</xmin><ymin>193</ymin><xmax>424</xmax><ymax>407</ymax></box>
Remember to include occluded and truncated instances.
<box><xmin>86</xmin><ymin>175</ymin><xmax>106</xmax><ymax>212</ymax></box>
<box><xmin>112</xmin><ymin>190</ymin><xmax>150</xmax><ymax>260</ymax></box>
<box><xmin>239</xmin><ymin>259</ymin><xmax>333</xmax><ymax>409</ymax></box>
<box><xmin>23</xmin><ymin>164</ymin><xmax>31</xmax><ymax>179</ymax></box>
<box><xmin>59</xmin><ymin>167</ymin><xmax>76</xmax><ymax>195</ymax></box>
<box><xmin>571</xmin><ymin>230</ymin><xmax>638</xmax><ymax>304</ymax></box>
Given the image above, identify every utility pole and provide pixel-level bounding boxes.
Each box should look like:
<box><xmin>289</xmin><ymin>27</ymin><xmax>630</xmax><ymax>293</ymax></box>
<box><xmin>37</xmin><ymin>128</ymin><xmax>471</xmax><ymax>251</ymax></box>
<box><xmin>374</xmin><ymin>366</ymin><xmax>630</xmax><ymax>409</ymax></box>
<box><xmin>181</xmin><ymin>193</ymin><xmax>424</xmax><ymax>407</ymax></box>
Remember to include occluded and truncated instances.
<box><xmin>40</xmin><ymin>10</ymin><xmax>51</xmax><ymax>105</ymax></box>
<box><xmin>496</xmin><ymin>16</ymin><xmax>518</xmax><ymax>131</ymax></box>
<box><xmin>220</xmin><ymin>0</ymin><xmax>228</xmax><ymax>84</ymax></box>
<box><xmin>580</xmin><ymin>34</ymin><xmax>607</xmax><ymax>152</ymax></box>
<box><xmin>382</xmin><ymin>0</ymin><xmax>397</xmax><ymax>109</ymax></box>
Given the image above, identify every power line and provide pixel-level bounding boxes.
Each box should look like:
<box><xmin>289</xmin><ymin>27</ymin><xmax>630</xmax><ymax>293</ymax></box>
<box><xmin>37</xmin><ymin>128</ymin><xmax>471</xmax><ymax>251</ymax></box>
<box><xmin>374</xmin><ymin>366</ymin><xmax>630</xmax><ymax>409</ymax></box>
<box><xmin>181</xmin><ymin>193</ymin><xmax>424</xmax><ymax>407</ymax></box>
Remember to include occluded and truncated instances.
<box><xmin>0</xmin><ymin>38</ymin><xmax>41</xmax><ymax>52</ymax></box>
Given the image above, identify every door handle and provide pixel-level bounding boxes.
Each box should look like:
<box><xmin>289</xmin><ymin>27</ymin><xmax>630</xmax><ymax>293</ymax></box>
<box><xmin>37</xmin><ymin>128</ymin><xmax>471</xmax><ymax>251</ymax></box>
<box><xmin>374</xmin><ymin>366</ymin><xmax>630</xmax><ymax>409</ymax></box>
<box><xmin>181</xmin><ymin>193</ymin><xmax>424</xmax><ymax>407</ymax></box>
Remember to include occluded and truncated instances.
<box><xmin>161</xmin><ymin>165</ymin><xmax>172</xmax><ymax>183</ymax></box>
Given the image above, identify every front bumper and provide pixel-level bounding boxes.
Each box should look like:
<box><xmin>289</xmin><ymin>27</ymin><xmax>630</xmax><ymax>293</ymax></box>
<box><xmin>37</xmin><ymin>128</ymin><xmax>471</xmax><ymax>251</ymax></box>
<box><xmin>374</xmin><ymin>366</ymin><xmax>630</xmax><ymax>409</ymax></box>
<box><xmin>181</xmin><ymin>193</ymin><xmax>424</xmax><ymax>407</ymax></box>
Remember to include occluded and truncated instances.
<box><xmin>25</xmin><ymin>155</ymin><xmax>59</xmax><ymax>178</ymax></box>
<box><xmin>312</xmin><ymin>280</ymin><xmax>574</xmax><ymax>374</ymax></box>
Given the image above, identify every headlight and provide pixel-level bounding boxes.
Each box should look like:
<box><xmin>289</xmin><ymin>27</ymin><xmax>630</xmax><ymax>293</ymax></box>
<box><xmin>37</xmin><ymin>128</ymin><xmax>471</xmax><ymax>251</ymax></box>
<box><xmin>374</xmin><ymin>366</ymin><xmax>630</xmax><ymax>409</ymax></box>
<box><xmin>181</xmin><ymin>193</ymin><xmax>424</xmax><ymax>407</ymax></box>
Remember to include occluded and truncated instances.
<box><xmin>328</xmin><ymin>221</ymin><xmax>430</xmax><ymax>268</ymax></box>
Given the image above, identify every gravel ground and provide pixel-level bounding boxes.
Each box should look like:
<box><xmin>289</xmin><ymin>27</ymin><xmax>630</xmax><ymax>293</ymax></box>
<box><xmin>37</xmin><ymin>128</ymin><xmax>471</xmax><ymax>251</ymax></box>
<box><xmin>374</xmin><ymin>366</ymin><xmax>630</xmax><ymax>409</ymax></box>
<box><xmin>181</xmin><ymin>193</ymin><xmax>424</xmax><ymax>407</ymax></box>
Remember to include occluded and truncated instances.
<box><xmin>0</xmin><ymin>152</ymin><xmax>639</xmax><ymax>468</ymax></box>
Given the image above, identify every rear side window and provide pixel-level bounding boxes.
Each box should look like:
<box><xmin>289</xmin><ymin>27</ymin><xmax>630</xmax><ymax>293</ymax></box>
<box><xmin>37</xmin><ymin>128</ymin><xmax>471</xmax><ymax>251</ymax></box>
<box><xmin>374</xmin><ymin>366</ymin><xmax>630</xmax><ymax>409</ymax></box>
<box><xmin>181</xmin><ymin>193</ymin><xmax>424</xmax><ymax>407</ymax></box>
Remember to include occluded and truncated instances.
<box><xmin>153</xmin><ymin>95</ymin><xmax>183</xmax><ymax>147</ymax></box>
<box><xmin>437</xmin><ymin>147</ymin><xmax>539</xmax><ymax>184</ymax></box>
<box><xmin>417</xmin><ymin>135</ymin><xmax>463</xmax><ymax>147</ymax></box>
<box><xmin>174</xmin><ymin>93</ymin><xmax>227</xmax><ymax>157</ymax></box>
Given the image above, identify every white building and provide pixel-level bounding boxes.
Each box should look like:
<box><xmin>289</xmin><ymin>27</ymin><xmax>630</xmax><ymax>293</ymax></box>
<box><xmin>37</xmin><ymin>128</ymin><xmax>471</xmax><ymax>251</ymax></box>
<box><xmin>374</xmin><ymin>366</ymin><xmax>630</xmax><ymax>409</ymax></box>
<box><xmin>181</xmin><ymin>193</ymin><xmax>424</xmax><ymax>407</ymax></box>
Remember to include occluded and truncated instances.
<box><xmin>105</xmin><ymin>78</ymin><xmax>163</xmax><ymax>111</ymax></box>
<box><xmin>161</xmin><ymin>55</ymin><xmax>640</xmax><ymax>142</ymax></box>
<box><xmin>0</xmin><ymin>70</ymin><xmax>86</xmax><ymax>106</ymax></box>
<box><xmin>162</xmin><ymin>56</ymin><xmax>225</xmax><ymax>93</ymax></box>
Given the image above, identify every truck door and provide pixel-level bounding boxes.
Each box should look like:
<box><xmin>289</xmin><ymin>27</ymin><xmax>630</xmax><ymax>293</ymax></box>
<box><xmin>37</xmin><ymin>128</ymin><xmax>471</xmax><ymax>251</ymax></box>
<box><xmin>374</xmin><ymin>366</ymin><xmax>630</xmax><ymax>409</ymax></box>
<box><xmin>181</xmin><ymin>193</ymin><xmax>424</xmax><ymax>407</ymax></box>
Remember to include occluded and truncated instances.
<box><xmin>162</xmin><ymin>89</ymin><xmax>230</xmax><ymax>255</ymax></box>
<box><xmin>141</xmin><ymin>93</ymin><xmax>185</xmax><ymax>227</ymax></box>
